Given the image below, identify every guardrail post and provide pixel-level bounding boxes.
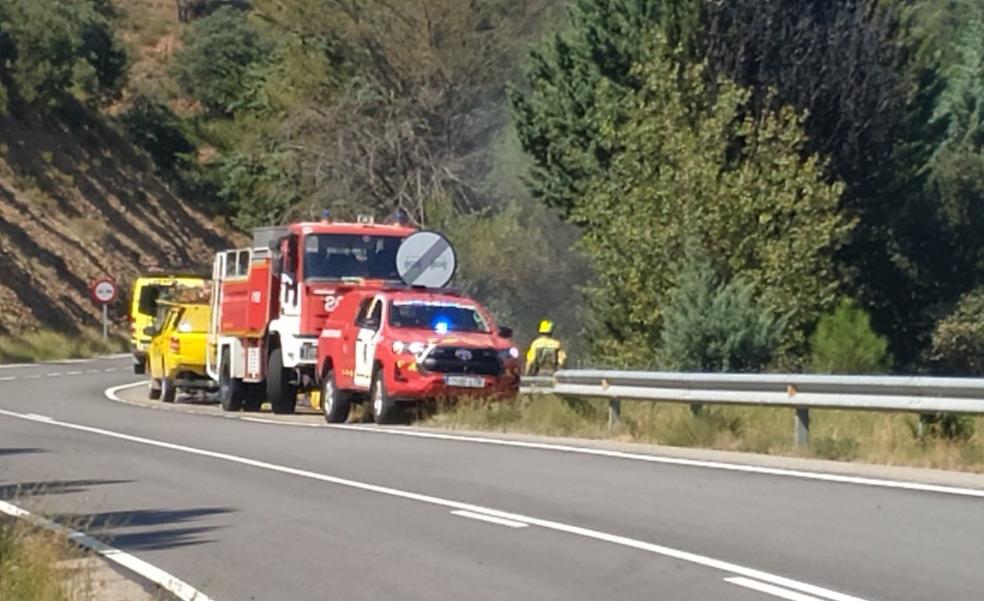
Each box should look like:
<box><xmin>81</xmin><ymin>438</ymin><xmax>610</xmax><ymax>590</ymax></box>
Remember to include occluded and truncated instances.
<box><xmin>608</xmin><ymin>398</ymin><xmax>621</xmax><ymax>429</ymax></box>
<box><xmin>794</xmin><ymin>407</ymin><xmax>810</xmax><ymax>447</ymax></box>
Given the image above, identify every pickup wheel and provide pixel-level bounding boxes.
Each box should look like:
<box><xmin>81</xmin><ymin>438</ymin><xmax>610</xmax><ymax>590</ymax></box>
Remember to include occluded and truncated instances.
<box><xmin>321</xmin><ymin>369</ymin><xmax>350</xmax><ymax>424</ymax></box>
<box><xmin>148</xmin><ymin>376</ymin><xmax>161</xmax><ymax>401</ymax></box>
<box><xmin>219</xmin><ymin>350</ymin><xmax>245</xmax><ymax>412</ymax></box>
<box><xmin>267</xmin><ymin>348</ymin><xmax>297</xmax><ymax>414</ymax></box>
<box><xmin>370</xmin><ymin>369</ymin><xmax>398</xmax><ymax>425</ymax></box>
<box><xmin>161</xmin><ymin>377</ymin><xmax>177</xmax><ymax>403</ymax></box>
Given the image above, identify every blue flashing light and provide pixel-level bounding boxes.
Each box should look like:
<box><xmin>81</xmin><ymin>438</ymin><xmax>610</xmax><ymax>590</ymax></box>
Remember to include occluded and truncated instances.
<box><xmin>320</xmin><ymin>208</ymin><xmax>332</xmax><ymax>222</ymax></box>
<box><xmin>434</xmin><ymin>320</ymin><xmax>450</xmax><ymax>335</ymax></box>
<box><xmin>393</xmin><ymin>208</ymin><xmax>410</xmax><ymax>226</ymax></box>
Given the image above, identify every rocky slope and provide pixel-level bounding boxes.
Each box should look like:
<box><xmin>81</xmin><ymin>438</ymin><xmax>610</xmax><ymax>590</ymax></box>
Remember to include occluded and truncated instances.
<box><xmin>0</xmin><ymin>108</ymin><xmax>242</xmax><ymax>335</ymax></box>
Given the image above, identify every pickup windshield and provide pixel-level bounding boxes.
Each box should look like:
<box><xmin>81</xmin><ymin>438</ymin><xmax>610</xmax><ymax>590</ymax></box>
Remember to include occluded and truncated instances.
<box><xmin>303</xmin><ymin>234</ymin><xmax>404</xmax><ymax>281</ymax></box>
<box><xmin>389</xmin><ymin>300</ymin><xmax>490</xmax><ymax>333</ymax></box>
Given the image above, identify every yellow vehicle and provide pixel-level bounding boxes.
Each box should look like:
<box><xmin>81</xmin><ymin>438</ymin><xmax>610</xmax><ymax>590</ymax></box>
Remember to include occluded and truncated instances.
<box><xmin>129</xmin><ymin>274</ymin><xmax>207</xmax><ymax>374</ymax></box>
<box><xmin>146</xmin><ymin>302</ymin><xmax>214</xmax><ymax>403</ymax></box>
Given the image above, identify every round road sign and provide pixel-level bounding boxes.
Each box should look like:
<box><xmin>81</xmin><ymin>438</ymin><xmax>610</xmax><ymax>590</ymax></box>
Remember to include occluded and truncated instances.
<box><xmin>396</xmin><ymin>231</ymin><xmax>457</xmax><ymax>288</ymax></box>
<box><xmin>90</xmin><ymin>277</ymin><xmax>118</xmax><ymax>305</ymax></box>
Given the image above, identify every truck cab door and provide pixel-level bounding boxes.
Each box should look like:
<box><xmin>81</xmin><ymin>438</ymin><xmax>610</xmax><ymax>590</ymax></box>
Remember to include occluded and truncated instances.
<box><xmin>353</xmin><ymin>297</ymin><xmax>383</xmax><ymax>389</ymax></box>
<box><xmin>278</xmin><ymin>234</ymin><xmax>300</xmax><ymax>318</ymax></box>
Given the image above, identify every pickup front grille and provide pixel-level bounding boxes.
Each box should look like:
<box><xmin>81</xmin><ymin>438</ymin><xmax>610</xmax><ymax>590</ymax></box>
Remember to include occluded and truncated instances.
<box><xmin>420</xmin><ymin>346</ymin><xmax>502</xmax><ymax>376</ymax></box>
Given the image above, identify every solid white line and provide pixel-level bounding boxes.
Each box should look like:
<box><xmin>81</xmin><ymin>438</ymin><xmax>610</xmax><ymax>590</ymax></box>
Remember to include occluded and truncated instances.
<box><xmin>24</xmin><ymin>413</ymin><xmax>52</xmax><ymax>421</ymax></box>
<box><xmin>0</xmin><ymin>499</ymin><xmax>213</xmax><ymax>601</ymax></box>
<box><xmin>450</xmin><ymin>510</ymin><xmax>529</xmax><ymax>529</ymax></box>
<box><xmin>103</xmin><ymin>382</ymin><xmax>984</xmax><ymax>499</ymax></box>
<box><xmin>328</xmin><ymin>425</ymin><xmax>984</xmax><ymax>499</ymax></box>
<box><xmin>0</xmin><ymin>404</ymin><xmax>870</xmax><ymax>601</ymax></box>
<box><xmin>727</xmin><ymin>577</ymin><xmax>829</xmax><ymax>601</ymax></box>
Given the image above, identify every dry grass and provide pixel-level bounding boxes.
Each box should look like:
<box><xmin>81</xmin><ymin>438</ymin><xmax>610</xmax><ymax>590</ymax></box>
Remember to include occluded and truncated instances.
<box><xmin>0</xmin><ymin>329</ymin><xmax>126</xmax><ymax>364</ymax></box>
<box><xmin>0</xmin><ymin>520</ymin><xmax>89</xmax><ymax>601</ymax></box>
<box><xmin>425</xmin><ymin>396</ymin><xmax>984</xmax><ymax>473</ymax></box>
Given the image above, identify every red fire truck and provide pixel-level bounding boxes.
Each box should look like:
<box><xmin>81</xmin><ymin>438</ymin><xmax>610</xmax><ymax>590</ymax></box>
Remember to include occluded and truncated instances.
<box><xmin>316</xmin><ymin>287</ymin><xmax>521</xmax><ymax>424</ymax></box>
<box><xmin>207</xmin><ymin>215</ymin><xmax>415</xmax><ymax>413</ymax></box>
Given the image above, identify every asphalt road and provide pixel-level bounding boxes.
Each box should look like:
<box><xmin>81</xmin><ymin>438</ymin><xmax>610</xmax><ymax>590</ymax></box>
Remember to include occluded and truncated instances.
<box><xmin>1</xmin><ymin>356</ymin><xmax>982</xmax><ymax>601</ymax></box>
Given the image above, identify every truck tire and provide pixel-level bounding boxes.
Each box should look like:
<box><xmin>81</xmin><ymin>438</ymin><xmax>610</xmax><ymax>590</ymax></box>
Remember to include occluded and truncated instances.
<box><xmin>219</xmin><ymin>351</ymin><xmax>245</xmax><ymax>412</ymax></box>
<box><xmin>267</xmin><ymin>348</ymin><xmax>296</xmax><ymax>415</ymax></box>
<box><xmin>321</xmin><ymin>369</ymin><xmax>350</xmax><ymax>424</ymax></box>
<box><xmin>148</xmin><ymin>376</ymin><xmax>161</xmax><ymax>400</ymax></box>
<box><xmin>370</xmin><ymin>368</ymin><xmax>398</xmax><ymax>425</ymax></box>
<box><xmin>243</xmin><ymin>383</ymin><xmax>265</xmax><ymax>412</ymax></box>
<box><xmin>161</xmin><ymin>377</ymin><xmax>177</xmax><ymax>403</ymax></box>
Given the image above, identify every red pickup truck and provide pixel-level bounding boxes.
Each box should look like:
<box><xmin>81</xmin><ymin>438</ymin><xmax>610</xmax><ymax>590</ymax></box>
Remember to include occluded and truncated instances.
<box><xmin>316</xmin><ymin>286</ymin><xmax>521</xmax><ymax>424</ymax></box>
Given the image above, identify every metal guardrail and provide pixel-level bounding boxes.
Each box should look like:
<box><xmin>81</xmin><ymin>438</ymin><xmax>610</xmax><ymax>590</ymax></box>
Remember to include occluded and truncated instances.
<box><xmin>520</xmin><ymin>370</ymin><xmax>984</xmax><ymax>446</ymax></box>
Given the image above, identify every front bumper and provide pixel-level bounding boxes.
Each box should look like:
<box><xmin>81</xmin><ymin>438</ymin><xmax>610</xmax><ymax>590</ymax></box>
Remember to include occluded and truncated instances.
<box><xmin>387</xmin><ymin>362</ymin><xmax>520</xmax><ymax>401</ymax></box>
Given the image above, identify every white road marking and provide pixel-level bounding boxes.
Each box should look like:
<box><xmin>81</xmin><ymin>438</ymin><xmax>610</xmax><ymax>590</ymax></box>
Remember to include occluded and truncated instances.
<box><xmin>727</xmin><ymin>577</ymin><xmax>830</xmax><ymax>601</ymax></box>
<box><xmin>45</xmin><ymin>372</ymin><xmax>63</xmax><ymax>377</ymax></box>
<box><xmin>24</xmin><ymin>413</ymin><xmax>52</xmax><ymax>421</ymax></box>
<box><xmin>451</xmin><ymin>509</ymin><xmax>529</xmax><ymax>529</ymax></box>
<box><xmin>27</xmin><ymin>374</ymin><xmax>41</xmax><ymax>379</ymax></box>
<box><xmin>0</xmin><ymin>499</ymin><xmax>213</xmax><ymax>601</ymax></box>
<box><xmin>105</xmin><ymin>368</ymin><xmax>117</xmax><ymax>372</ymax></box>
<box><xmin>0</xmin><ymin>404</ymin><xmax>871</xmax><ymax>601</ymax></box>
<box><xmin>65</xmin><ymin>370</ymin><xmax>83</xmax><ymax>376</ymax></box>
<box><xmin>0</xmin><ymin>376</ymin><xmax>15</xmax><ymax>382</ymax></box>
<box><xmin>87</xmin><ymin>369</ymin><xmax>102</xmax><ymax>374</ymax></box>
<box><xmin>104</xmin><ymin>381</ymin><xmax>984</xmax><ymax>499</ymax></box>
<box><xmin>0</xmin><ymin>363</ymin><xmax>36</xmax><ymax>369</ymax></box>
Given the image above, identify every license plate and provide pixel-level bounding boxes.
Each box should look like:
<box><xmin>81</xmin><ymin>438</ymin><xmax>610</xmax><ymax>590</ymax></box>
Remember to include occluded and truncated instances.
<box><xmin>445</xmin><ymin>375</ymin><xmax>486</xmax><ymax>388</ymax></box>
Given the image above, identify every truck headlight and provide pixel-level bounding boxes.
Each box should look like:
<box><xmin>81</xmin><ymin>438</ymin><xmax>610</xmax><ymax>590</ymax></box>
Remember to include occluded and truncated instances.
<box><xmin>498</xmin><ymin>347</ymin><xmax>519</xmax><ymax>360</ymax></box>
<box><xmin>300</xmin><ymin>342</ymin><xmax>317</xmax><ymax>361</ymax></box>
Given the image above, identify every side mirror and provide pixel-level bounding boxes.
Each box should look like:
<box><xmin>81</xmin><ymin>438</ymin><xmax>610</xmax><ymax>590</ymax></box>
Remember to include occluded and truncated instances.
<box><xmin>143</xmin><ymin>326</ymin><xmax>158</xmax><ymax>337</ymax></box>
<box><xmin>498</xmin><ymin>326</ymin><xmax>513</xmax><ymax>339</ymax></box>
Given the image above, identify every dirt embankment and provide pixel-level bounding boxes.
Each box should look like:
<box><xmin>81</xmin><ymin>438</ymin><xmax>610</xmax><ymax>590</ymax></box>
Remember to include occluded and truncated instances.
<box><xmin>0</xmin><ymin>108</ymin><xmax>244</xmax><ymax>335</ymax></box>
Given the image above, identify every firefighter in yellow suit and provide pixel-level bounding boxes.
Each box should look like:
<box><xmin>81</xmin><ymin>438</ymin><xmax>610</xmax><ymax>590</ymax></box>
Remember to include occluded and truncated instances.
<box><xmin>525</xmin><ymin>320</ymin><xmax>567</xmax><ymax>376</ymax></box>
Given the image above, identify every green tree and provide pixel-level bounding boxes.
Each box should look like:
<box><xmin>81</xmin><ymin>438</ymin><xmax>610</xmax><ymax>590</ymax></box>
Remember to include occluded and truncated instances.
<box><xmin>809</xmin><ymin>299</ymin><xmax>891</xmax><ymax>374</ymax></box>
<box><xmin>659</xmin><ymin>251</ymin><xmax>784</xmax><ymax>372</ymax></box>
<box><xmin>509</xmin><ymin>0</ymin><xmax>698</xmax><ymax>220</ymax></box>
<box><xmin>172</xmin><ymin>7</ymin><xmax>271</xmax><ymax>116</ymax></box>
<box><xmin>0</xmin><ymin>0</ymin><xmax>126</xmax><ymax>110</ymax></box>
<box><xmin>576</xmin><ymin>42</ymin><xmax>849</xmax><ymax>365</ymax></box>
<box><xmin>928</xmin><ymin>288</ymin><xmax>984</xmax><ymax>376</ymax></box>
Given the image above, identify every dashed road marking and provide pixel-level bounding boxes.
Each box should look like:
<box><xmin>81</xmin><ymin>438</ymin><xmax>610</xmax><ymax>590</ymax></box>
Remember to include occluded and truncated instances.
<box><xmin>0</xmin><ymin>406</ymin><xmax>872</xmax><ymax>601</ymax></box>
<box><xmin>451</xmin><ymin>509</ymin><xmax>529</xmax><ymax>529</ymax></box>
<box><xmin>0</xmin><ymin>376</ymin><xmax>14</xmax><ymax>382</ymax></box>
<box><xmin>65</xmin><ymin>370</ymin><xmax>83</xmax><ymax>376</ymax></box>
<box><xmin>45</xmin><ymin>372</ymin><xmax>63</xmax><ymax>378</ymax></box>
<box><xmin>726</xmin><ymin>577</ymin><xmax>831</xmax><ymax>601</ymax></box>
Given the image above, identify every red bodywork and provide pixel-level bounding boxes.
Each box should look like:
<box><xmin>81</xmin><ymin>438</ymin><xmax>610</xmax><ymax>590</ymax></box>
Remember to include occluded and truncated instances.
<box><xmin>214</xmin><ymin>221</ymin><xmax>415</xmax><ymax>381</ymax></box>
<box><xmin>317</xmin><ymin>289</ymin><xmax>521</xmax><ymax>401</ymax></box>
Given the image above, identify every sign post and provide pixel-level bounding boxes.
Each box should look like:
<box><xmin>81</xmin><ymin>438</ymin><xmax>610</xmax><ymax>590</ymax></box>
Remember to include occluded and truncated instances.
<box><xmin>89</xmin><ymin>277</ymin><xmax>118</xmax><ymax>340</ymax></box>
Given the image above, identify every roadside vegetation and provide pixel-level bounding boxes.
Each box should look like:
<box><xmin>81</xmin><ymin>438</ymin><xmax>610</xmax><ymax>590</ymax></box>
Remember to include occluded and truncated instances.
<box><xmin>0</xmin><ymin>520</ymin><xmax>88</xmax><ymax>601</ymax></box>
<box><xmin>425</xmin><ymin>397</ymin><xmax>984</xmax><ymax>473</ymax></box>
<box><xmin>0</xmin><ymin>330</ymin><xmax>125</xmax><ymax>364</ymax></box>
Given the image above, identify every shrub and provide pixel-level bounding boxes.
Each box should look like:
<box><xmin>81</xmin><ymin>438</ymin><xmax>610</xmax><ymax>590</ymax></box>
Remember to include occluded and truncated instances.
<box><xmin>172</xmin><ymin>7</ymin><xmax>270</xmax><ymax>115</ymax></box>
<box><xmin>928</xmin><ymin>288</ymin><xmax>984</xmax><ymax>375</ymax></box>
<box><xmin>809</xmin><ymin>299</ymin><xmax>891</xmax><ymax>374</ymax></box>
<box><xmin>659</xmin><ymin>251</ymin><xmax>784</xmax><ymax>372</ymax></box>
<box><xmin>119</xmin><ymin>94</ymin><xmax>197</xmax><ymax>175</ymax></box>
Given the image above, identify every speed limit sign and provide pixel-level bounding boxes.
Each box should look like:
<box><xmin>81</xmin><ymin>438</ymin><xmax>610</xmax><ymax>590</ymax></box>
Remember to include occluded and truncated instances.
<box><xmin>90</xmin><ymin>277</ymin><xmax>117</xmax><ymax>305</ymax></box>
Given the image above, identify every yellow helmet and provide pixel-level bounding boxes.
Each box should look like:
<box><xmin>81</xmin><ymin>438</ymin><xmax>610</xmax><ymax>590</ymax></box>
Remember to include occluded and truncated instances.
<box><xmin>538</xmin><ymin>319</ymin><xmax>555</xmax><ymax>335</ymax></box>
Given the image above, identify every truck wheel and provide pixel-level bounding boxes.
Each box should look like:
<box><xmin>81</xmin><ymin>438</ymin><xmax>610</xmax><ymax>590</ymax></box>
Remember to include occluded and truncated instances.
<box><xmin>321</xmin><ymin>369</ymin><xmax>350</xmax><ymax>424</ymax></box>
<box><xmin>148</xmin><ymin>376</ymin><xmax>161</xmax><ymax>401</ymax></box>
<box><xmin>267</xmin><ymin>348</ymin><xmax>296</xmax><ymax>415</ymax></box>
<box><xmin>370</xmin><ymin>369</ymin><xmax>398</xmax><ymax>425</ymax></box>
<box><xmin>161</xmin><ymin>378</ymin><xmax>177</xmax><ymax>403</ymax></box>
<box><xmin>243</xmin><ymin>383</ymin><xmax>265</xmax><ymax>412</ymax></box>
<box><xmin>219</xmin><ymin>351</ymin><xmax>245</xmax><ymax>412</ymax></box>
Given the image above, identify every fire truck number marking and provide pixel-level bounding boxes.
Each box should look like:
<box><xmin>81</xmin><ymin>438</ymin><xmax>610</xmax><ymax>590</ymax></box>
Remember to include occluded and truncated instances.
<box><xmin>324</xmin><ymin>295</ymin><xmax>341</xmax><ymax>312</ymax></box>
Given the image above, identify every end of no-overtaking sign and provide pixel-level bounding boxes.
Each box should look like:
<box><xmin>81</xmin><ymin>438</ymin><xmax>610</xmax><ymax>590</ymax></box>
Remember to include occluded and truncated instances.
<box><xmin>90</xmin><ymin>277</ymin><xmax>118</xmax><ymax>305</ymax></box>
<box><xmin>90</xmin><ymin>277</ymin><xmax>117</xmax><ymax>340</ymax></box>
